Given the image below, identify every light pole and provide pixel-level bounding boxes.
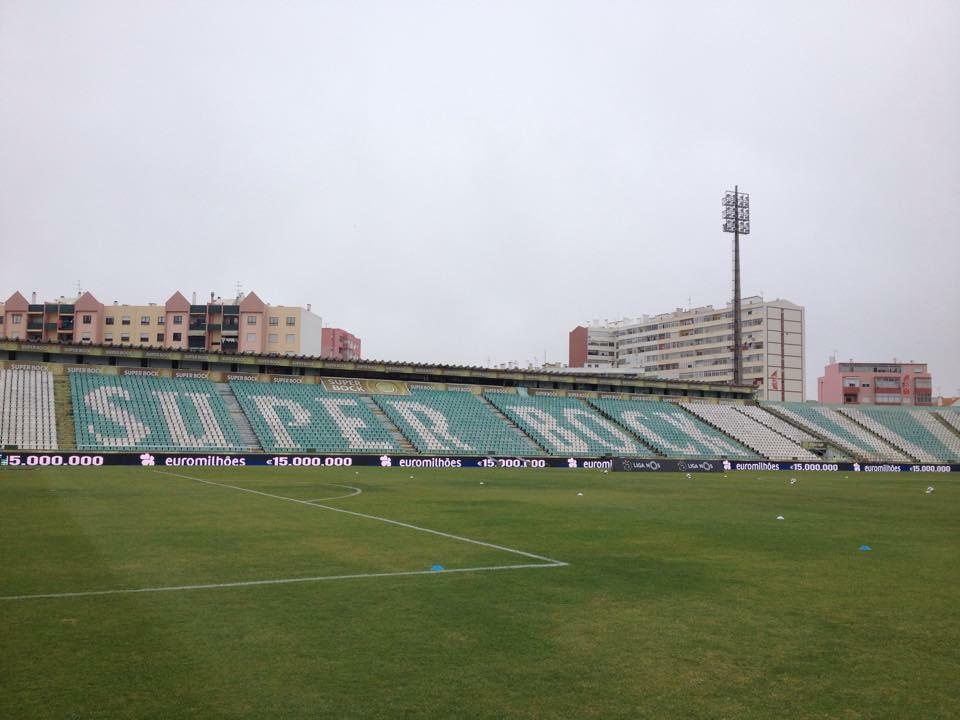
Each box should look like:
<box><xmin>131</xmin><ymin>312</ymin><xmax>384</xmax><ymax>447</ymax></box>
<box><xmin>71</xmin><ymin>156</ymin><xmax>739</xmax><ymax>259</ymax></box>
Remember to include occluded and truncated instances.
<box><xmin>722</xmin><ymin>187</ymin><xmax>750</xmax><ymax>385</ymax></box>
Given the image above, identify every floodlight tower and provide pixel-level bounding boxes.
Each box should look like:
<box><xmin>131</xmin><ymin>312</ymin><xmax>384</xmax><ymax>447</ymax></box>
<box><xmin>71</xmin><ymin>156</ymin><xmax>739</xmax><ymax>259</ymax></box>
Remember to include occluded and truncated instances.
<box><xmin>722</xmin><ymin>186</ymin><xmax>750</xmax><ymax>385</ymax></box>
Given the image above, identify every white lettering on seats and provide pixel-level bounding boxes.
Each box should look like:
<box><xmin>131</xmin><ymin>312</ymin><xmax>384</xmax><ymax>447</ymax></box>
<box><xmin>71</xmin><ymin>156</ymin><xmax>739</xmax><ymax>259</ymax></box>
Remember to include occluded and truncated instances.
<box><xmin>386</xmin><ymin>400</ymin><xmax>473</xmax><ymax>452</ymax></box>
<box><xmin>508</xmin><ymin>406</ymin><xmax>587</xmax><ymax>454</ymax></box>
<box><xmin>561</xmin><ymin>408</ymin><xmax>637</xmax><ymax>453</ymax></box>
<box><xmin>316</xmin><ymin>397</ymin><xmax>394</xmax><ymax>450</ymax></box>
<box><xmin>84</xmin><ymin>387</ymin><xmax>150</xmax><ymax>446</ymax></box>
<box><xmin>250</xmin><ymin>395</ymin><xmax>311</xmax><ymax>449</ymax></box>
<box><xmin>152</xmin><ymin>391</ymin><xmax>230</xmax><ymax>448</ymax></box>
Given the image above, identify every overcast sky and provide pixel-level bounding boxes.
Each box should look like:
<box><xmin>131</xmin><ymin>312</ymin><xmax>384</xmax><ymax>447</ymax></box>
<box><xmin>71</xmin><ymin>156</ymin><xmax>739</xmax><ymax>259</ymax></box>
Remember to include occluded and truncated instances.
<box><xmin>1</xmin><ymin>1</ymin><xmax>958</xmax><ymax>398</ymax></box>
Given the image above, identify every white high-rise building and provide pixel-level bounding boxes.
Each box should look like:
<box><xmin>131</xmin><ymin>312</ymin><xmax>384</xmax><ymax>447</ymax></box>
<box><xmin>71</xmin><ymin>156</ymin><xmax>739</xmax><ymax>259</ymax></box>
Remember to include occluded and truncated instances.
<box><xmin>569</xmin><ymin>296</ymin><xmax>805</xmax><ymax>401</ymax></box>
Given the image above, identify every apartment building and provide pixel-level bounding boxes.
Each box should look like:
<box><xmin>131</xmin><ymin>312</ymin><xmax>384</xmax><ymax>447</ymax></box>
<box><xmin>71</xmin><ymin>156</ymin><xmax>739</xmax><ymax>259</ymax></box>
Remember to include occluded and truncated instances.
<box><xmin>569</xmin><ymin>296</ymin><xmax>805</xmax><ymax>401</ymax></box>
<box><xmin>818</xmin><ymin>361</ymin><xmax>932</xmax><ymax>406</ymax></box>
<box><xmin>0</xmin><ymin>290</ymin><xmax>355</xmax><ymax>358</ymax></box>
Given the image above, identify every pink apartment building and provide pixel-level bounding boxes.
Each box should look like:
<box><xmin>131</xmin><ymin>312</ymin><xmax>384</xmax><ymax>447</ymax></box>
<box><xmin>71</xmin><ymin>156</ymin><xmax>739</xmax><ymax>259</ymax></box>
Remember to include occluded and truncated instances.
<box><xmin>818</xmin><ymin>360</ymin><xmax>932</xmax><ymax>406</ymax></box>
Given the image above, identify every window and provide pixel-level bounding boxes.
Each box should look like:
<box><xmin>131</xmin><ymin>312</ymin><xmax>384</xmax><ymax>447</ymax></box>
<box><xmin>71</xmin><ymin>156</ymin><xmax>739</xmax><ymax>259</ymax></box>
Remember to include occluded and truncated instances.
<box><xmin>121</xmin><ymin>316</ymin><xmax>131</xmax><ymax>326</ymax></box>
<box><xmin>104</xmin><ymin>333</ymin><xmax>113</xmax><ymax>343</ymax></box>
<box><xmin>81</xmin><ymin>332</ymin><xmax>91</xmax><ymax>342</ymax></box>
<box><xmin>82</xmin><ymin>314</ymin><xmax>92</xmax><ymax>324</ymax></box>
<box><xmin>173</xmin><ymin>315</ymin><xmax>183</xmax><ymax>325</ymax></box>
<box><xmin>246</xmin><ymin>315</ymin><xmax>258</xmax><ymax>325</ymax></box>
<box><xmin>105</xmin><ymin>316</ymin><xmax>114</xmax><ymax>326</ymax></box>
<box><xmin>172</xmin><ymin>332</ymin><xmax>182</xmax><ymax>342</ymax></box>
<box><xmin>269</xmin><ymin>317</ymin><xmax>279</xmax><ymax>326</ymax></box>
<box><xmin>0</xmin><ymin>316</ymin><xmax>4</xmax><ymax>325</ymax></box>
<box><xmin>268</xmin><ymin>333</ymin><xmax>279</xmax><ymax>343</ymax></box>
<box><xmin>140</xmin><ymin>333</ymin><xmax>149</xmax><ymax>343</ymax></box>
<box><xmin>157</xmin><ymin>316</ymin><xmax>165</xmax><ymax>325</ymax></box>
<box><xmin>141</xmin><ymin>316</ymin><xmax>150</xmax><ymax>325</ymax></box>
<box><xmin>286</xmin><ymin>334</ymin><xmax>295</xmax><ymax>344</ymax></box>
<box><xmin>12</xmin><ymin>314</ymin><xmax>21</xmax><ymax>325</ymax></box>
<box><xmin>157</xmin><ymin>333</ymin><xmax>165</xmax><ymax>342</ymax></box>
<box><xmin>285</xmin><ymin>316</ymin><xmax>295</xmax><ymax>326</ymax></box>
<box><xmin>246</xmin><ymin>332</ymin><xmax>257</xmax><ymax>342</ymax></box>
<box><xmin>120</xmin><ymin>333</ymin><xmax>130</xmax><ymax>343</ymax></box>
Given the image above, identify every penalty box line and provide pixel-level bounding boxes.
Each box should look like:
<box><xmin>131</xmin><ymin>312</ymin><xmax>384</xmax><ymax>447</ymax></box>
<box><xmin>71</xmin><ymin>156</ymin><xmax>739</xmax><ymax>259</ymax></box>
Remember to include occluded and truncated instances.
<box><xmin>156</xmin><ymin>470</ymin><xmax>567</xmax><ymax>566</ymax></box>
<box><xmin>0</xmin><ymin>471</ymin><xmax>568</xmax><ymax>603</ymax></box>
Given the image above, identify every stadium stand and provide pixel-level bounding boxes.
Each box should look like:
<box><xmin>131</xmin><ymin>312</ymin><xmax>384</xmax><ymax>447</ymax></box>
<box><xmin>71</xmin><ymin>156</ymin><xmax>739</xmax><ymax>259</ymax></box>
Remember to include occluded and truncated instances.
<box><xmin>484</xmin><ymin>392</ymin><xmax>646</xmax><ymax>456</ymax></box>
<box><xmin>230</xmin><ymin>381</ymin><xmax>396</xmax><ymax>452</ymax></box>
<box><xmin>71</xmin><ymin>374</ymin><xmax>243</xmax><ymax>451</ymax></box>
<box><xmin>838</xmin><ymin>406</ymin><xmax>960</xmax><ymax>463</ymax></box>
<box><xmin>0</xmin><ymin>366</ymin><xmax>57</xmax><ymax>450</ymax></box>
<box><xmin>588</xmin><ymin>397</ymin><xmax>757</xmax><ymax>459</ymax></box>
<box><xmin>679</xmin><ymin>402</ymin><xmax>819</xmax><ymax>460</ymax></box>
<box><xmin>762</xmin><ymin>402</ymin><xmax>912</xmax><ymax>461</ymax></box>
<box><xmin>374</xmin><ymin>389</ymin><xmax>540</xmax><ymax>456</ymax></box>
<box><xmin>735</xmin><ymin>404</ymin><xmax>824</xmax><ymax>447</ymax></box>
<box><xmin>934</xmin><ymin>408</ymin><xmax>960</xmax><ymax>435</ymax></box>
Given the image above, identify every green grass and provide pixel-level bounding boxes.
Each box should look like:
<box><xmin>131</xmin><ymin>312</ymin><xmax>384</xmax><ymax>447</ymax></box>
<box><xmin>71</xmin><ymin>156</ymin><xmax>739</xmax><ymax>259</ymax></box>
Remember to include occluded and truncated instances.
<box><xmin>1</xmin><ymin>466</ymin><xmax>957</xmax><ymax>719</ymax></box>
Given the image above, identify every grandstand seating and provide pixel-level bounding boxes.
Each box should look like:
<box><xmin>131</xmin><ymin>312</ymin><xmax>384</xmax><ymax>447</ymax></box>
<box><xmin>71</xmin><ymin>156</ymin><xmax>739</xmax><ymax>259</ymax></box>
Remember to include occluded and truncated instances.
<box><xmin>0</xmin><ymin>367</ymin><xmax>57</xmax><ymax>450</ymax></box>
<box><xmin>734</xmin><ymin>404</ymin><xmax>830</xmax><ymax>450</ymax></box>
<box><xmin>71</xmin><ymin>374</ymin><xmax>243</xmax><ymax>451</ymax></box>
<box><xmin>935</xmin><ymin>409</ymin><xmax>960</xmax><ymax>436</ymax></box>
<box><xmin>679</xmin><ymin>402</ymin><xmax>819</xmax><ymax>460</ymax></box>
<box><xmin>484</xmin><ymin>392</ymin><xmax>646</xmax><ymax>456</ymax></box>
<box><xmin>762</xmin><ymin>403</ymin><xmax>912</xmax><ymax>461</ymax></box>
<box><xmin>374</xmin><ymin>389</ymin><xmax>539</xmax><ymax>455</ymax></box>
<box><xmin>230</xmin><ymin>381</ymin><xmax>396</xmax><ymax>452</ymax></box>
<box><xmin>589</xmin><ymin>398</ymin><xmax>757</xmax><ymax>459</ymax></box>
<box><xmin>839</xmin><ymin>406</ymin><xmax>960</xmax><ymax>463</ymax></box>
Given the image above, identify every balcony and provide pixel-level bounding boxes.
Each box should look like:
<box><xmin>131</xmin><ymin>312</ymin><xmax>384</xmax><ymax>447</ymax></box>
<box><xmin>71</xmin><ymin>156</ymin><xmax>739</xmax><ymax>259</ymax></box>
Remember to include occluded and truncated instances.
<box><xmin>44</xmin><ymin>322</ymin><xmax>58</xmax><ymax>331</ymax></box>
<box><xmin>28</xmin><ymin>305</ymin><xmax>44</xmax><ymax>313</ymax></box>
<box><xmin>188</xmin><ymin>320</ymin><xmax>207</xmax><ymax>331</ymax></box>
<box><xmin>27</xmin><ymin>320</ymin><xmax>43</xmax><ymax>330</ymax></box>
<box><xmin>207</xmin><ymin>323</ymin><xmax>221</xmax><ymax>332</ymax></box>
<box><xmin>222</xmin><ymin>305</ymin><xmax>240</xmax><ymax>316</ymax></box>
<box><xmin>59</xmin><ymin>320</ymin><xmax>74</xmax><ymax>331</ymax></box>
<box><xmin>190</xmin><ymin>305</ymin><xmax>207</xmax><ymax>314</ymax></box>
<box><xmin>59</xmin><ymin>304</ymin><xmax>75</xmax><ymax>313</ymax></box>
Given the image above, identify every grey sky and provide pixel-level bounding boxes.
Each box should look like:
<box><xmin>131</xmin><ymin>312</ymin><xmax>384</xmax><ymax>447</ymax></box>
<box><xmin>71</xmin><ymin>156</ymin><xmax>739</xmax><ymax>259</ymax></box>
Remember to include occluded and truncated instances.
<box><xmin>1</xmin><ymin>1</ymin><xmax>958</xmax><ymax>398</ymax></box>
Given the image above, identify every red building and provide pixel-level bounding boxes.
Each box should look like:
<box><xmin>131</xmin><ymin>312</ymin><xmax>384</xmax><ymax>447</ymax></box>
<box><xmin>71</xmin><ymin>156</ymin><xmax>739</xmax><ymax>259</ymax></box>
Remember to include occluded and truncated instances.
<box><xmin>321</xmin><ymin>328</ymin><xmax>361</xmax><ymax>360</ymax></box>
<box><xmin>818</xmin><ymin>360</ymin><xmax>932</xmax><ymax>406</ymax></box>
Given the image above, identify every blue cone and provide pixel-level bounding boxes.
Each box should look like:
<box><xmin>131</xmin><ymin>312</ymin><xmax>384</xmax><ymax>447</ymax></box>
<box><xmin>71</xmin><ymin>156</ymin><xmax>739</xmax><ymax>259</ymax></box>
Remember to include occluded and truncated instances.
<box><xmin>431</xmin><ymin>564</ymin><xmax>444</xmax><ymax>572</ymax></box>
<box><xmin>859</xmin><ymin>545</ymin><xmax>872</xmax><ymax>552</ymax></box>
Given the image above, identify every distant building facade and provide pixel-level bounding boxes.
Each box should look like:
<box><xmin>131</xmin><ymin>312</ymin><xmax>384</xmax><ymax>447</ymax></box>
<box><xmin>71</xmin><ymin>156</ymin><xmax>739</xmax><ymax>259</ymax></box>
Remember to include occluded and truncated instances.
<box><xmin>818</xmin><ymin>361</ymin><xmax>932</xmax><ymax>406</ymax></box>
<box><xmin>321</xmin><ymin>328</ymin><xmax>361</xmax><ymax>361</ymax></box>
<box><xmin>0</xmin><ymin>290</ymin><xmax>353</xmax><ymax>358</ymax></box>
<box><xmin>569</xmin><ymin>296</ymin><xmax>805</xmax><ymax>401</ymax></box>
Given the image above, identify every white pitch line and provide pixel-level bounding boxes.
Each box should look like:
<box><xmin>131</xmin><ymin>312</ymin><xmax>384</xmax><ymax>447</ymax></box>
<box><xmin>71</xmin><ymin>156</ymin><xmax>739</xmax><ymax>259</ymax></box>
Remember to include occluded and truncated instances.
<box><xmin>303</xmin><ymin>484</ymin><xmax>363</xmax><ymax>502</ymax></box>
<box><xmin>0</xmin><ymin>471</ymin><xmax>567</xmax><ymax>602</ymax></box>
<box><xmin>0</xmin><ymin>563</ymin><xmax>559</xmax><ymax>602</ymax></box>
<box><xmin>156</xmin><ymin>470</ymin><xmax>566</xmax><ymax>565</ymax></box>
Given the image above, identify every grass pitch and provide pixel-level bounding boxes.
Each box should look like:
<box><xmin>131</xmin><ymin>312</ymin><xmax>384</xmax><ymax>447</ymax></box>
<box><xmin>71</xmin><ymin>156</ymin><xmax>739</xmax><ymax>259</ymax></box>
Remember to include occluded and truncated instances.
<box><xmin>1</xmin><ymin>466</ymin><xmax>957</xmax><ymax>719</ymax></box>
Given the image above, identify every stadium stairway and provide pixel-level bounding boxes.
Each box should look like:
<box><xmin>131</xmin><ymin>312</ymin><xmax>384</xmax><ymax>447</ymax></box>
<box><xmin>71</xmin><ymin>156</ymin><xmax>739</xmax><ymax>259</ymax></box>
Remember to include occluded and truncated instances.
<box><xmin>837</xmin><ymin>407</ymin><xmax>924</xmax><ymax>462</ymax></box>
<box><xmin>216</xmin><ymin>384</ymin><xmax>262</xmax><ymax>451</ymax></box>
<box><xmin>934</xmin><ymin>410</ymin><xmax>960</xmax><ymax>436</ymax></box>
<box><xmin>761</xmin><ymin>403</ymin><xmax>911</xmax><ymax>462</ymax></box>
<box><xmin>359</xmin><ymin>396</ymin><xmax>418</xmax><ymax>454</ymax></box>
<box><xmin>679</xmin><ymin>402</ymin><xmax>819</xmax><ymax>461</ymax></box>
<box><xmin>585</xmin><ymin>402</ymin><xmax>665</xmax><ymax>458</ymax></box>
<box><xmin>53</xmin><ymin>374</ymin><xmax>75</xmax><ymax>450</ymax></box>
<box><xmin>478</xmin><ymin>395</ymin><xmax>552</xmax><ymax>455</ymax></box>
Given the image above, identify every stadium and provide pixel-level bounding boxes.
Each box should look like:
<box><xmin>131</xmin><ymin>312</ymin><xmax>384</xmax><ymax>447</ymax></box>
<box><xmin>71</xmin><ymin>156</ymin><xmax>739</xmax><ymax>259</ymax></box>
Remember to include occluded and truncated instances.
<box><xmin>2</xmin><ymin>335</ymin><xmax>958</xmax><ymax>718</ymax></box>
<box><xmin>3</xmin><ymin>2</ymin><xmax>959</xmax><ymax>717</ymax></box>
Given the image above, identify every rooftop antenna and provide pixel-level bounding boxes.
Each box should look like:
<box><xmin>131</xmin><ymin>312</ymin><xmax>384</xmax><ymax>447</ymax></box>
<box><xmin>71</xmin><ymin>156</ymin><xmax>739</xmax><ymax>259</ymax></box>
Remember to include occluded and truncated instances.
<box><xmin>234</xmin><ymin>280</ymin><xmax>243</xmax><ymax>300</ymax></box>
<box><xmin>75</xmin><ymin>280</ymin><xmax>82</xmax><ymax>297</ymax></box>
